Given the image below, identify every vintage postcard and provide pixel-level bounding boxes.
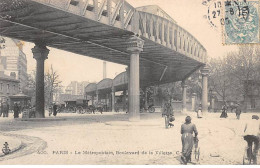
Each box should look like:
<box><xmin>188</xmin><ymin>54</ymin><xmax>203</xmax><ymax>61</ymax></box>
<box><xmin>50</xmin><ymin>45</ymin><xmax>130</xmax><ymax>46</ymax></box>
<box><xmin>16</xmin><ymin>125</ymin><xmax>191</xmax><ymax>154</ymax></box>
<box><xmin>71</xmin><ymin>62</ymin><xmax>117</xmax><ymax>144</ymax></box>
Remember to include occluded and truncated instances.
<box><xmin>0</xmin><ymin>0</ymin><xmax>260</xmax><ymax>166</ymax></box>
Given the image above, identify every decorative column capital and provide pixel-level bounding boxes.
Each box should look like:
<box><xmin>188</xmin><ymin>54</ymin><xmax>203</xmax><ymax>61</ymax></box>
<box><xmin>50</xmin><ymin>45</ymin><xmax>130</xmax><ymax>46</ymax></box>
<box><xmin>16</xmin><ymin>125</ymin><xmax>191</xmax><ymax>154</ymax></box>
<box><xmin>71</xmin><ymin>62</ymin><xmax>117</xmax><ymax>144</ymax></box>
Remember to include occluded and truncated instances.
<box><xmin>32</xmin><ymin>44</ymin><xmax>49</xmax><ymax>61</ymax></box>
<box><xmin>127</xmin><ymin>35</ymin><xmax>144</xmax><ymax>53</ymax></box>
<box><xmin>201</xmin><ymin>66</ymin><xmax>210</xmax><ymax>77</ymax></box>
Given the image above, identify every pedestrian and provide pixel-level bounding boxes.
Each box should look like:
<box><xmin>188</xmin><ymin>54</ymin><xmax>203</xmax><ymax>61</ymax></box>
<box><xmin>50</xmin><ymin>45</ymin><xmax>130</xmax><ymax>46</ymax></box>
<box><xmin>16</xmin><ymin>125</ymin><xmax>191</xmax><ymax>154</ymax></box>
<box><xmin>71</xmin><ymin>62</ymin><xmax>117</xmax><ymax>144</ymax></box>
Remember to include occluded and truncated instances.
<box><xmin>235</xmin><ymin>103</ymin><xmax>242</xmax><ymax>120</ymax></box>
<box><xmin>220</xmin><ymin>103</ymin><xmax>228</xmax><ymax>118</ymax></box>
<box><xmin>2</xmin><ymin>101</ymin><xmax>8</xmax><ymax>117</ymax></box>
<box><xmin>163</xmin><ymin>100</ymin><xmax>174</xmax><ymax>127</ymax></box>
<box><xmin>53</xmin><ymin>103</ymin><xmax>57</xmax><ymax>117</ymax></box>
<box><xmin>196</xmin><ymin>104</ymin><xmax>202</xmax><ymax>118</ymax></box>
<box><xmin>13</xmin><ymin>102</ymin><xmax>20</xmax><ymax>118</ymax></box>
<box><xmin>6</xmin><ymin>101</ymin><xmax>9</xmax><ymax>117</ymax></box>
<box><xmin>180</xmin><ymin>116</ymin><xmax>198</xmax><ymax>164</ymax></box>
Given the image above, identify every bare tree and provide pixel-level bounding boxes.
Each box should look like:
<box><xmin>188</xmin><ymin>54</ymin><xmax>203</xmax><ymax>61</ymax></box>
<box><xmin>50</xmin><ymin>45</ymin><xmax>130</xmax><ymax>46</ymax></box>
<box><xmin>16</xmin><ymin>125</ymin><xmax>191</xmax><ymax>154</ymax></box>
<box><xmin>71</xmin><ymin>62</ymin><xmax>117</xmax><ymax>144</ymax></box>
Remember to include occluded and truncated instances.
<box><xmin>226</xmin><ymin>45</ymin><xmax>260</xmax><ymax>100</ymax></box>
<box><xmin>208</xmin><ymin>45</ymin><xmax>260</xmax><ymax>103</ymax></box>
<box><xmin>208</xmin><ymin>57</ymin><xmax>232</xmax><ymax>102</ymax></box>
<box><xmin>45</xmin><ymin>65</ymin><xmax>62</xmax><ymax>107</ymax></box>
<box><xmin>25</xmin><ymin>66</ymin><xmax>62</xmax><ymax>107</ymax></box>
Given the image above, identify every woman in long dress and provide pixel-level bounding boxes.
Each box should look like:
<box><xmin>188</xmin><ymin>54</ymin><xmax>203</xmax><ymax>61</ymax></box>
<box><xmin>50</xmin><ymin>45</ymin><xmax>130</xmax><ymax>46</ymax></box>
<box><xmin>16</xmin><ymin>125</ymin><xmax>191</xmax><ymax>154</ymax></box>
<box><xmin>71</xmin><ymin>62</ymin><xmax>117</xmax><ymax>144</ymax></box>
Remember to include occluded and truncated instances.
<box><xmin>181</xmin><ymin>116</ymin><xmax>198</xmax><ymax>164</ymax></box>
<box><xmin>220</xmin><ymin>104</ymin><xmax>228</xmax><ymax>118</ymax></box>
<box><xmin>197</xmin><ymin>104</ymin><xmax>202</xmax><ymax>118</ymax></box>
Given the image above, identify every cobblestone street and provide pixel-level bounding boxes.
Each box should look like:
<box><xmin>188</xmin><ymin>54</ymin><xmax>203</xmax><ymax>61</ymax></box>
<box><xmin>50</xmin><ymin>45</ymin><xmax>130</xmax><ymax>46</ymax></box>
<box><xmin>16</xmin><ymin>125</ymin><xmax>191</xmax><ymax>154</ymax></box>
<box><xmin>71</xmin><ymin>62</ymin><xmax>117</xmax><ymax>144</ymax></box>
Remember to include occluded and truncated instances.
<box><xmin>0</xmin><ymin>111</ymin><xmax>259</xmax><ymax>165</ymax></box>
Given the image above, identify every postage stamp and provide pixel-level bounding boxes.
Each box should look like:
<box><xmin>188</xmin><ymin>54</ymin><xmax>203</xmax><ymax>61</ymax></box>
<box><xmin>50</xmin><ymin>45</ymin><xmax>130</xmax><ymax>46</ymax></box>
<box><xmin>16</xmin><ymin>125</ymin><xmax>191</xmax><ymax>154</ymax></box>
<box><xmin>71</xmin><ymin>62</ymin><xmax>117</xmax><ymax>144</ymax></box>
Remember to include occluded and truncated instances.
<box><xmin>223</xmin><ymin>0</ymin><xmax>259</xmax><ymax>44</ymax></box>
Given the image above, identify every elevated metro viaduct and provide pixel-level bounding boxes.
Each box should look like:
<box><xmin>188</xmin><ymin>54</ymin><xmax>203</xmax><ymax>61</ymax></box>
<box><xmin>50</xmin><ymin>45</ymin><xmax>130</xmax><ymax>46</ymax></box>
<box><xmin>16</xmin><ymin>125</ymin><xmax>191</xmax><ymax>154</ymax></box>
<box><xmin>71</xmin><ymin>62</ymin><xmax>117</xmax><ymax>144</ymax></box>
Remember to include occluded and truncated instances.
<box><xmin>85</xmin><ymin>71</ymin><xmax>128</xmax><ymax>112</ymax></box>
<box><xmin>0</xmin><ymin>0</ymin><xmax>209</xmax><ymax>120</ymax></box>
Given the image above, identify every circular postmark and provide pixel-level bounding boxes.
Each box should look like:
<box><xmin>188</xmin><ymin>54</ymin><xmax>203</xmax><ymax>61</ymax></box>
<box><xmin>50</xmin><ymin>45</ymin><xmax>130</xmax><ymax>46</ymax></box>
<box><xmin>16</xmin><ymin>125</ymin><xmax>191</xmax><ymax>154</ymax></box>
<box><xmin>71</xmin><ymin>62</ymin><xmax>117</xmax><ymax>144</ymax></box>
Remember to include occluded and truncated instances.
<box><xmin>207</xmin><ymin>0</ymin><xmax>223</xmax><ymax>29</ymax></box>
<box><xmin>203</xmin><ymin>0</ymin><xmax>223</xmax><ymax>30</ymax></box>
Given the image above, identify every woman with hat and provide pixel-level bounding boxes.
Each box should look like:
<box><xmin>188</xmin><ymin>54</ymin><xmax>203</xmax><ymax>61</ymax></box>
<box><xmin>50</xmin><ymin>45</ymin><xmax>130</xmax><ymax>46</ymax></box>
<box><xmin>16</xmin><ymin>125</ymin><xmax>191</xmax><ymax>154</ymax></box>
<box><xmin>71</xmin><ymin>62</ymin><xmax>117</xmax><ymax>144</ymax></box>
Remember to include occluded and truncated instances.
<box><xmin>181</xmin><ymin>116</ymin><xmax>198</xmax><ymax>164</ymax></box>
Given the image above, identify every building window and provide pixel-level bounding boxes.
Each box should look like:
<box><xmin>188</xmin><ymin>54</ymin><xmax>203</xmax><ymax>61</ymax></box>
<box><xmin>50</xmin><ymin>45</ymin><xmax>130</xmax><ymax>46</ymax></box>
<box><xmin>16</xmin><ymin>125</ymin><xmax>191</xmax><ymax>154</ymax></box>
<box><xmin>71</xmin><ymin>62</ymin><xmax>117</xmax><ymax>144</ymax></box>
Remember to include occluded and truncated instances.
<box><xmin>0</xmin><ymin>83</ymin><xmax>2</xmax><ymax>91</ymax></box>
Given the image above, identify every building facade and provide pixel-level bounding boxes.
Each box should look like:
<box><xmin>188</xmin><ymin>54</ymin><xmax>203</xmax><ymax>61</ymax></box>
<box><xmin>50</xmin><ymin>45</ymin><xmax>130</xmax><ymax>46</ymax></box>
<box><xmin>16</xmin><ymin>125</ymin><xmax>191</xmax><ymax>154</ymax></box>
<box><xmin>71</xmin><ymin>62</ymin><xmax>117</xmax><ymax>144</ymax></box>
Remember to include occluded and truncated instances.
<box><xmin>0</xmin><ymin>70</ymin><xmax>20</xmax><ymax>103</ymax></box>
<box><xmin>0</xmin><ymin>37</ymin><xmax>27</xmax><ymax>91</ymax></box>
<box><xmin>65</xmin><ymin>81</ymin><xmax>90</xmax><ymax>96</ymax></box>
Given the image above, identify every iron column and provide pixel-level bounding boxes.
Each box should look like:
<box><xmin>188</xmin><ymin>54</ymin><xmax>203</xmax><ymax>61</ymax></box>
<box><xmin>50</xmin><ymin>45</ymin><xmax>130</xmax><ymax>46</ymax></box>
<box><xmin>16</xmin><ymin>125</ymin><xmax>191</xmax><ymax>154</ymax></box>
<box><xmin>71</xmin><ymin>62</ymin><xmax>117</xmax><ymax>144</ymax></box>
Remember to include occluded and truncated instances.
<box><xmin>201</xmin><ymin>66</ymin><xmax>209</xmax><ymax>114</ymax></box>
<box><xmin>111</xmin><ymin>86</ymin><xmax>115</xmax><ymax>112</ymax></box>
<box><xmin>191</xmin><ymin>93</ymin><xmax>197</xmax><ymax>111</ymax></box>
<box><xmin>127</xmin><ymin>35</ymin><xmax>144</xmax><ymax>121</ymax></box>
<box><xmin>32</xmin><ymin>44</ymin><xmax>49</xmax><ymax>118</ymax></box>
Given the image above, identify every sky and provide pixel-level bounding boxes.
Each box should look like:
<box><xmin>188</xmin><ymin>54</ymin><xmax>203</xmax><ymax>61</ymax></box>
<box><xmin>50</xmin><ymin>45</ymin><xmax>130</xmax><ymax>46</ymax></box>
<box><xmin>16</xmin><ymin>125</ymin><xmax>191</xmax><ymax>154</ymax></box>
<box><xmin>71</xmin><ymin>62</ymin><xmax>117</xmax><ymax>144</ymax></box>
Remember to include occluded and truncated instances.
<box><xmin>23</xmin><ymin>0</ymin><xmax>237</xmax><ymax>86</ymax></box>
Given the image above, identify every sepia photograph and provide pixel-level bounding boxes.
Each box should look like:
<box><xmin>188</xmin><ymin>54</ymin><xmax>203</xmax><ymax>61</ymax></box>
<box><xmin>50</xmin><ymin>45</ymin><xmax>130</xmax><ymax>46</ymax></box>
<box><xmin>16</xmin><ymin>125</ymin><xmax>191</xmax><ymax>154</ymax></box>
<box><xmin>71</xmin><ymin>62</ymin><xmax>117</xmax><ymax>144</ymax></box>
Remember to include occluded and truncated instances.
<box><xmin>0</xmin><ymin>0</ymin><xmax>259</xmax><ymax>166</ymax></box>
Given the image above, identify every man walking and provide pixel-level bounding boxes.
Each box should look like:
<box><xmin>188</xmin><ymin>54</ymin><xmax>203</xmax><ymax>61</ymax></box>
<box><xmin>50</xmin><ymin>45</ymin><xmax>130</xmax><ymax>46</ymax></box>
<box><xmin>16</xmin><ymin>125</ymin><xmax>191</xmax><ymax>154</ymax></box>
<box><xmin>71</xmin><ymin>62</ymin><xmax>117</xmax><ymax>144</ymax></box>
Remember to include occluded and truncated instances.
<box><xmin>53</xmin><ymin>103</ymin><xmax>58</xmax><ymax>117</ymax></box>
<box><xmin>235</xmin><ymin>103</ymin><xmax>242</xmax><ymax>120</ymax></box>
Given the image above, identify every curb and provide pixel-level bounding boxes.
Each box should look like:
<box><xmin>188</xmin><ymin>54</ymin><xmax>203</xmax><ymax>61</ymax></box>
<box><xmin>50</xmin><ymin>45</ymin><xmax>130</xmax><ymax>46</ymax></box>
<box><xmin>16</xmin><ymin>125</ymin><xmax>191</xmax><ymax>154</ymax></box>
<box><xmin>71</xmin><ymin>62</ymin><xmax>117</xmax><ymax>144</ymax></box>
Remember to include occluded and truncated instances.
<box><xmin>17</xmin><ymin>118</ymin><xmax>66</xmax><ymax>121</ymax></box>
<box><xmin>0</xmin><ymin>137</ymin><xmax>23</xmax><ymax>157</ymax></box>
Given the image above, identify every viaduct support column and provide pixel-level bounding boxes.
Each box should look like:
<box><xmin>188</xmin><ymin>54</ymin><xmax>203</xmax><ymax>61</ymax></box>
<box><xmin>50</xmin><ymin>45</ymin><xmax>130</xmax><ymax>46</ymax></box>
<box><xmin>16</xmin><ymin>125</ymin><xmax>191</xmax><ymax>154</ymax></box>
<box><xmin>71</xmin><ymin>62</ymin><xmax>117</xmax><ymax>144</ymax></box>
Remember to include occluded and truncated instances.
<box><xmin>32</xmin><ymin>44</ymin><xmax>49</xmax><ymax>118</ymax></box>
<box><xmin>111</xmin><ymin>86</ymin><xmax>115</xmax><ymax>112</ymax></box>
<box><xmin>127</xmin><ymin>35</ymin><xmax>144</xmax><ymax>121</ymax></box>
<box><xmin>201</xmin><ymin>66</ymin><xmax>209</xmax><ymax>115</ymax></box>
<box><xmin>191</xmin><ymin>93</ymin><xmax>197</xmax><ymax>111</ymax></box>
<box><xmin>144</xmin><ymin>88</ymin><xmax>148</xmax><ymax>111</ymax></box>
<box><xmin>181</xmin><ymin>81</ymin><xmax>187</xmax><ymax>113</ymax></box>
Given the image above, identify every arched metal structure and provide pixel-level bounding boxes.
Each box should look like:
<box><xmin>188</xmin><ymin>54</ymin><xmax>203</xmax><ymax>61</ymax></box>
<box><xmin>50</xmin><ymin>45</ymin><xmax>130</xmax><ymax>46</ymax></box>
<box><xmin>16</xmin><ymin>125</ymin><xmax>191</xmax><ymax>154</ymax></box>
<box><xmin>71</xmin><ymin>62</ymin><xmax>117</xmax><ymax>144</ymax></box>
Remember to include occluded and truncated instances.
<box><xmin>0</xmin><ymin>0</ymin><xmax>209</xmax><ymax>119</ymax></box>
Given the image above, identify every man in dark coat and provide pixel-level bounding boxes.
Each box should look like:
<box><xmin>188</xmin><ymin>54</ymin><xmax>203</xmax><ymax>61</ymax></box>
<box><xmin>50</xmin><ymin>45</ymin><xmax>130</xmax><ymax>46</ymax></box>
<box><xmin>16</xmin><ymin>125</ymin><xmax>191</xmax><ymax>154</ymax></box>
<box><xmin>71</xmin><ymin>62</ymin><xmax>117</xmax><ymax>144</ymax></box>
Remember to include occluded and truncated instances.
<box><xmin>2</xmin><ymin>101</ymin><xmax>8</xmax><ymax>117</ymax></box>
<box><xmin>53</xmin><ymin>103</ymin><xmax>58</xmax><ymax>117</ymax></box>
<box><xmin>13</xmin><ymin>103</ymin><xmax>20</xmax><ymax>118</ymax></box>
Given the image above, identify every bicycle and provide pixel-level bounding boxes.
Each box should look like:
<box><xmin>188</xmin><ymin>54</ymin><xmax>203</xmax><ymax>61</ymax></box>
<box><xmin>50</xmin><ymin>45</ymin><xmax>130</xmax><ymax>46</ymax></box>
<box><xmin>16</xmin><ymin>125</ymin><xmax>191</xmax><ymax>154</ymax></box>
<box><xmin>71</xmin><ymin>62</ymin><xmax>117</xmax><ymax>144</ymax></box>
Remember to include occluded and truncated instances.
<box><xmin>193</xmin><ymin>137</ymin><xmax>200</xmax><ymax>162</ymax></box>
<box><xmin>176</xmin><ymin>137</ymin><xmax>200</xmax><ymax>164</ymax></box>
<box><xmin>243</xmin><ymin>140</ymin><xmax>258</xmax><ymax>165</ymax></box>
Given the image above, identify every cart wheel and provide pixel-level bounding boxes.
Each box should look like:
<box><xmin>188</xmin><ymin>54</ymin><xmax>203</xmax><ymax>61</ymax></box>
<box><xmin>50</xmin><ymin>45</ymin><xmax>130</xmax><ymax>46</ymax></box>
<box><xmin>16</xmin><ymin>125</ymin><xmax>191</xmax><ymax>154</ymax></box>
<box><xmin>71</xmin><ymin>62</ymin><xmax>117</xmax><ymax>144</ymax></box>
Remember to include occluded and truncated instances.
<box><xmin>149</xmin><ymin>107</ymin><xmax>155</xmax><ymax>113</ymax></box>
<box><xmin>77</xmin><ymin>106</ymin><xmax>84</xmax><ymax>114</ymax></box>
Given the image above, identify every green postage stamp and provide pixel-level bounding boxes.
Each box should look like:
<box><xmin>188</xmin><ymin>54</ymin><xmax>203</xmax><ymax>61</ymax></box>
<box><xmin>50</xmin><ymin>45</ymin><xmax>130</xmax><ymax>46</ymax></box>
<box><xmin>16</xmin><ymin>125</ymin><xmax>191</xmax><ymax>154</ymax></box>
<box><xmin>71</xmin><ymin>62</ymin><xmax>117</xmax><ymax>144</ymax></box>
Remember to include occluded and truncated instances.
<box><xmin>223</xmin><ymin>0</ymin><xmax>259</xmax><ymax>44</ymax></box>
